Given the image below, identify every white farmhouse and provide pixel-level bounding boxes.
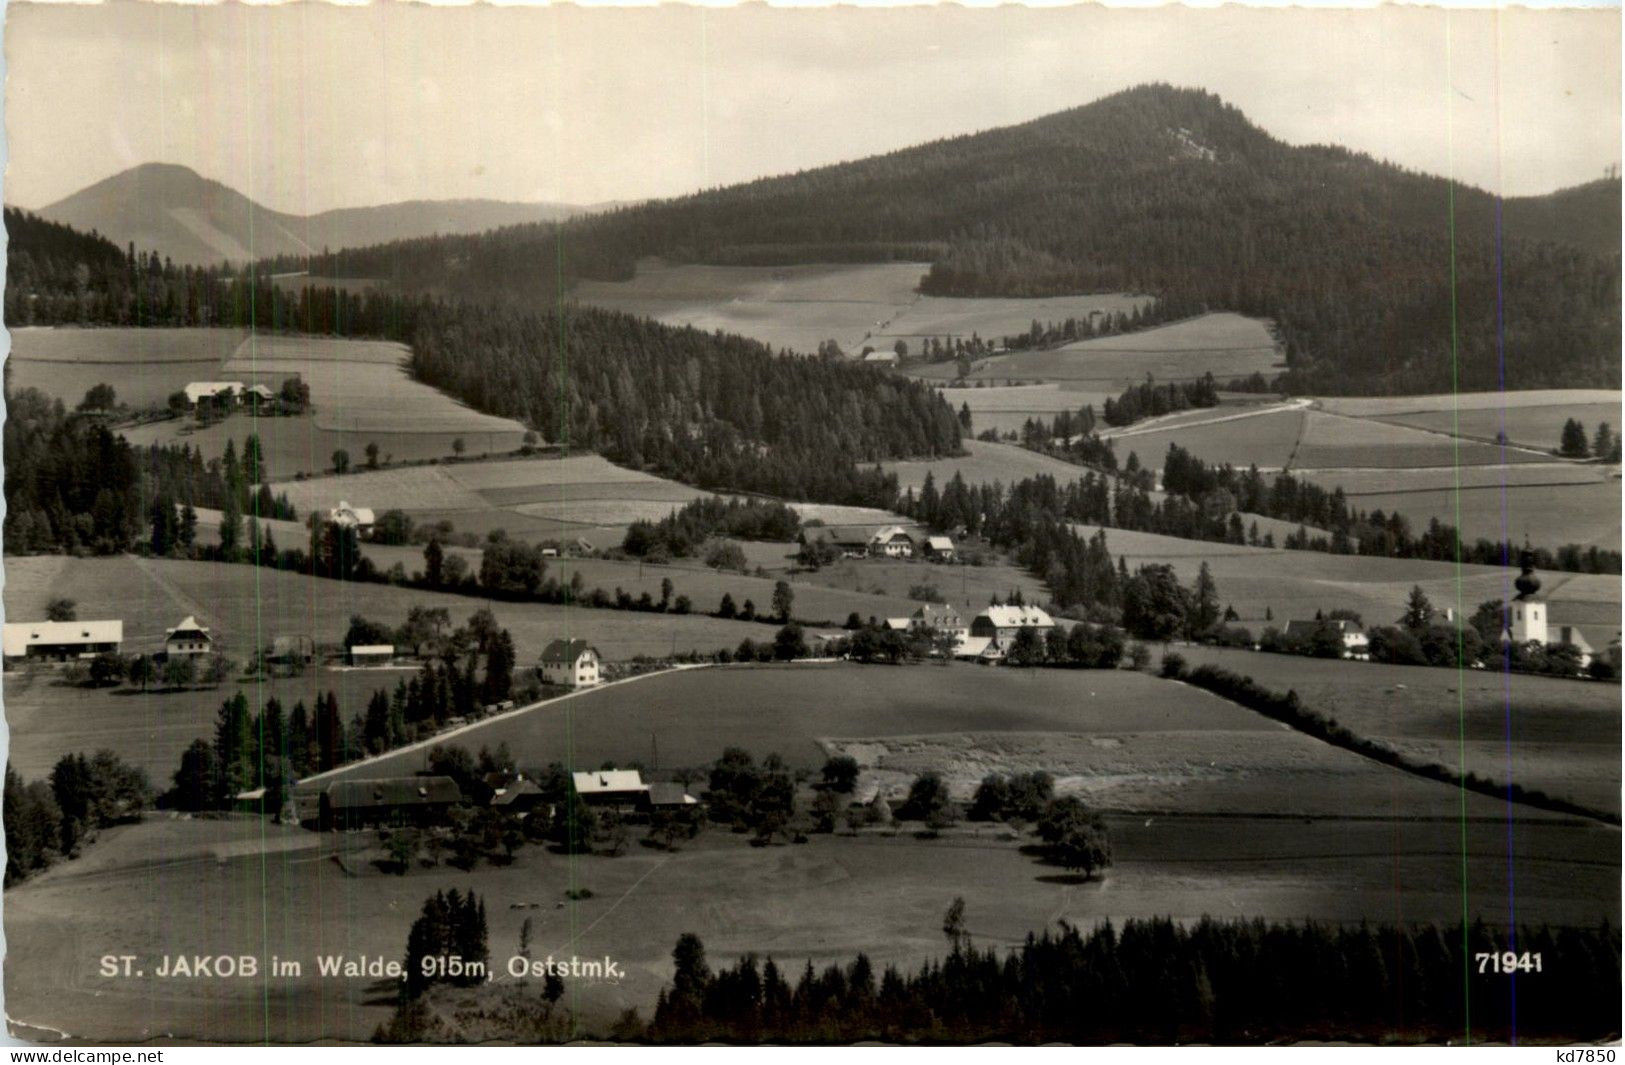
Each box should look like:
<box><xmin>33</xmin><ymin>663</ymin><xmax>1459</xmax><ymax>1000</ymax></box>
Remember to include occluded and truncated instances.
<box><xmin>165</xmin><ymin>615</ymin><xmax>213</xmax><ymax>657</ymax></box>
<box><xmin>970</xmin><ymin>604</ymin><xmax>1055</xmax><ymax>649</ymax></box>
<box><xmin>540</xmin><ymin>639</ymin><xmax>602</xmax><ymax>688</ymax></box>
<box><xmin>328</xmin><ymin>501</ymin><xmax>377</xmax><ymax>538</ymax></box>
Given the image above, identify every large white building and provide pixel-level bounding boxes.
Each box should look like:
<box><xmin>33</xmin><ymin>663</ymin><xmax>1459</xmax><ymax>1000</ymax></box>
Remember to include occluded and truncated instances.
<box><xmin>540</xmin><ymin>639</ymin><xmax>601</xmax><ymax>688</ymax></box>
<box><xmin>970</xmin><ymin>605</ymin><xmax>1055</xmax><ymax>649</ymax></box>
<box><xmin>2</xmin><ymin>620</ymin><xmax>123</xmax><ymax>663</ymax></box>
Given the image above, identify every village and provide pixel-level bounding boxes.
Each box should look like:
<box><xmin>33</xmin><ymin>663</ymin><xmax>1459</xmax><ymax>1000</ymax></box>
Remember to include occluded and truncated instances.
<box><xmin>1</xmin><ymin>8</ymin><xmax>1619</xmax><ymax>1044</ymax></box>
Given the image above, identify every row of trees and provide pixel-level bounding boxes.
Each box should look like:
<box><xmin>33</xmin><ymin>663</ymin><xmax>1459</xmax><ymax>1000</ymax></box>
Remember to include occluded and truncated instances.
<box><xmin>1163</xmin><ymin>658</ymin><xmax>1617</xmax><ymax>823</ymax></box>
<box><xmin>1156</xmin><ymin>442</ymin><xmax>1622</xmax><ymax>574</ymax></box>
<box><xmin>639</xmin><ymin>915</ymin><xmax>1620</xmax><ymax>1043</ymax></box>
<box><xmin>167</xmin><ymin>691</ymin><xmax>347</xmax><ymax>812</ymax></box>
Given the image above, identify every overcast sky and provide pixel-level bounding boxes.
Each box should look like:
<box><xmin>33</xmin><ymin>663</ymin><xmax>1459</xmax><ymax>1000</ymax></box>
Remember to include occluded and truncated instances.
<box><xmin>5</xmin><ymin>2</ymin><xmax>1619</xmax><ymax>213</ymax></box>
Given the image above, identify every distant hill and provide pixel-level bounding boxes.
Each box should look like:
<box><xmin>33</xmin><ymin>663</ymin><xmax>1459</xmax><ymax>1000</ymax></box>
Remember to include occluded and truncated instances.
<box><xmin>305</xmin><ymin>84</ymin><xmax>1620</xmax><ymax>395</ymax></box>
<box><xmin>30</xmin><ymin>163</ymin><xmax>583</xmax><ymax>266</ymax></box>
<box><xmin>1503</xmin><ymin>177</ymin><xmax>1622</xmax><ymax>258</ymax></box>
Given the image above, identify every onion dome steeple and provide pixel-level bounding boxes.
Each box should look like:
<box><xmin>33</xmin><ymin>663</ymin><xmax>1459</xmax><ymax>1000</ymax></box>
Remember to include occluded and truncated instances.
<box><xmin>1513</xmin><ymin>543</ymin><xmax>1542</xmax><ymax>601</ymax></box>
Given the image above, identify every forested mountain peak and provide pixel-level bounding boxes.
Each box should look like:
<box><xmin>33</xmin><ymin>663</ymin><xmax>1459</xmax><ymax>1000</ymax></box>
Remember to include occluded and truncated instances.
<box><xmin>296</xmin><ymin>82</ymin><xmax>1617</xmax><ymax>394</ymax></box>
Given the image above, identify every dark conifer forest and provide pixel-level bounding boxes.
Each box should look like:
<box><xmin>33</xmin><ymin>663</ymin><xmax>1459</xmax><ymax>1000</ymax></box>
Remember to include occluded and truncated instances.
<box><xmin>269</xmin><ymin>85</ymin><xmax>1618</xmax><ymax>395</ymax></box>
<box><xmin>638</xmin><ymin>919</ymin><xmax>1621</xmax><ymax>1044</ymax></box>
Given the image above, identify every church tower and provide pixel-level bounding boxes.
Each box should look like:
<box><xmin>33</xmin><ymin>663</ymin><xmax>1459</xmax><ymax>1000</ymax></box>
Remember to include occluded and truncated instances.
<box><xmin>1505</xmin><ymin>546</ymin><xmax>1548</xmax><ymax>646</ymax></box>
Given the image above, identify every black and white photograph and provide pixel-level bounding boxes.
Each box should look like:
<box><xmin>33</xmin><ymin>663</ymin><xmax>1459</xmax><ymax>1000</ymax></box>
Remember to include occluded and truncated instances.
<box><xmin>0</xmin><ymin>0</ymin><xmax>1620</xmax><ymax>1047</ymax></box>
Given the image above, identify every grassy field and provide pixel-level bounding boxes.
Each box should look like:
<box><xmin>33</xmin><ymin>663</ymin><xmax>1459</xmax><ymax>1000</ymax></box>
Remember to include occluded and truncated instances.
<box><xmin>932</xmin><ymin>383</ymin><xmax>1114</xmax><ymax>437</ymax></box>
<box><xmin>350</xmin><ymin>543</ymin><xmax>924</xmax><ymax>627</ymax></box>
<box><xmin>1070</xmin><ymin>524</ymin><xmax>1621</xmax><ymax>634</ymax></box>
<box><xmin>572</xmin><ymin>259</ymin><xmax>1150</xmax><ymax>360</ymax></box>
<box><xmin>320</xmin><ymin>662</ymin><xmax>1574</xmax><ymax>830</ymax></box>
<box><xmin>573</xmin><ymin>260</ymin><xmax>931</xmax><ymax>355</ymax></box>
<box><xmin>2</xmin><ymin>555</ymin><xmax>781</xmax><ymax>664</ymax></box>
<box><xmin>1109</xmin><ymin>407</ymin><xmax>1307</xmax><ymax>472</ymax></box>
<box><xmin>865</xmin><ymin>293</ymin><xmax>1150</xmax><ymax>353</ymax></box>
<box><xmin>266</xmin><ymin>453</ymin><xmax>713</xmax><ymax>548</ymax></box>
<box><xmin>1321</xmin><ymin>480</ymin><xmax>1623</xmax><ymax>554</ymax></box>
<box><xmin>881</xmin><ymin>439</ymin><xmax>1096</xmax><ymax>494</ymax></box>
<box><xmin>1098</xmin><ymin>395</ymin><xmax>1614</xmax><ymax>549</ymax></box>
<box><xmin>8</xmin><ymin>802</ymin><xmax>1613</xmax><ymax>1043</ymax></box>
<box><xmin>911</xmin><ymin>314</ymin><xmax>1281</xmax><ymax>387</ymax></box>
<box><xmin>1291</xmin><ymin>411</ymin><xmax>1545</xmax><ymax>470</ymax></box>
<box><xmin>1319</xmin><ymin>389</ymin><xmax>1623</xmax><ymax>418</ymax></box>
<box><xmin>1170</xmin><ymin>644</ymin><xmax>1622</xmax><ymax>816</ymax></box>
<box><xmin>8</xmin><ymin>326</ymin><xmax>247</xmax><ymax>408</ymax></box>
<box><xmin>1</xmin><ymin>669</ymin><xmax>396</xmax><ymax>785</ymax></box>
<box><xmin>1376</xmin><ymin>403</ymin><xmax>1622</xmax><ymax>454</ymax></box>
<box><xmin>24</xmin><ymin>327</ymin><xmax>532</xmax><ymax>478</ymax></box>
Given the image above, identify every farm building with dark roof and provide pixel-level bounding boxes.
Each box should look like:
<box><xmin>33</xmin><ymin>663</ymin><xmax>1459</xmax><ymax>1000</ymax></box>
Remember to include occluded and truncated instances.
<box><xmin>317</xmin><ymin>776</ymin><xmax>464</xmax><ymax>829</ymax></box>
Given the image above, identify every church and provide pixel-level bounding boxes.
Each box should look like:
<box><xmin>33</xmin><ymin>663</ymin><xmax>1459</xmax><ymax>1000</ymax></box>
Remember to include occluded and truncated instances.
<box><xmin>1501</xmin><ymin>550</ymin><xmax>1607</xmax><ymax>669</ymax></box>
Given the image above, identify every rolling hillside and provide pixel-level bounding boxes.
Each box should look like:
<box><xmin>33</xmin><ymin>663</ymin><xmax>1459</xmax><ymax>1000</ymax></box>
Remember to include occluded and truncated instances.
<box><xmin>299</xmin><ymin>84</ymin><xmax>1619</xmax><ymax>396</ymax></box>
<box><xmin>29</xmin><ymin>162</ymin><xmax>584</xmax><ymax>266</ymax></box>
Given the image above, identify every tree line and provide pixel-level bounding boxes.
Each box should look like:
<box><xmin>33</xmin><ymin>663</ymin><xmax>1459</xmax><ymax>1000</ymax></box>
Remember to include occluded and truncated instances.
<box><xmin>1160</xmin><ymin>656</ymin><xmax>1618</xmax><ymax>825</ymax></box>
<box><xmin>1157</xmin><ymin>442</ymin><xmax>1621</xmax><ymax>574</ymax></box>
<box><xmin>976</xmin><ymin>423</ymin><xmax>1618</xmax><ymax>575</ymax></box>
<box><xmin>634</xmin><ymin>914</ymin><xmax>1619</xmax><ymax>1043</ymax></box>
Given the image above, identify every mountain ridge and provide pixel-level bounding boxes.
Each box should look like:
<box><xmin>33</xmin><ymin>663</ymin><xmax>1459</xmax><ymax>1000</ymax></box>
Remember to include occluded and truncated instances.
<box><xmin>28</xmin><ymin>161</ymin><xmax>586</xmax><ymax>266</ymax></box>
<box><xmin>295</xmin><ymin>84</ymin><xmax>1618</xmax><ymax>394</ymax></box>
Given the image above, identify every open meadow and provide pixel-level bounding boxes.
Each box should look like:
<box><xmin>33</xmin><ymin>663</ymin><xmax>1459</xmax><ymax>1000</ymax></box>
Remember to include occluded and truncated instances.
<box><xmin>571</xmin><ymin>258</ymin><xmax>1150</xmax><ymax>359</ymax></box>
<box><xmin>7</xmin><ymin>800</ymin><xmax>1613</xmax><ymax>1043</ymax></box>
<box><xmin>26</xmin><ymin>328</ymin><xmax>532</xmax><ymax>478</ymax></box>
<box><xmin>1319</xmin><ymin>389</ymin><xmax>1623</xmax><ymax>451</ymax></box>
<box><xmin>910</xmin><ymin>313</ymin><xmax>1281</xmax><ymax>387</ymax></box>
<box><xmin>2</xmin><ymin>554</ymin><xmax>803</xmax><ymax>787</ymax></box>
<box><xmin>881</xmin><ymin>438</ymin><xmax>1099</xmax><ymax>494</ymax></box>
<box><xmin>267</xmin><ymin>453</ymin><xmax>713</xmax><ymax>548</ymax></box>
<box><xmin>1107</xmin><ymin>405</ymin><xmax>1308</xmax><ymax>471</ymax></box>
<box><xmin>320</xmin><ymin>661</ymin><xmax>1576</xmax><ymax>830</ymax></box>
<box><xmin>8</xmin><ymin>326</ymin><xmax>247</xmax><ymax>408</ymax></box>
<box><xmin>2</xmin><ymin>556</ymin><xmax>782</xmax><ymax>662</ymax></box>
<box><xmin>1070</xmin><ymin>524</ymin><xmax>1621</xmax><ymax>639</ymax></box>
<box><xmin>572</xmin><ymin>259</ymin><xmax>931</xmax><ymax>355</ymax></box>
<box><xmin>1170</xmin><ymin>644</ymin><xmax>1623</xmax><ymax>818</ymax></box>
<box><xmin>863</xmin><ymin>292</ymin><xmax>1151</xmax><ymax>354</ymax></box>
<box><xmin>932</xmin><ymin>383</ymin><xmax>1114</xmax><ymax>437</ymax></box>
<box><xmin>1313</xmin><ymin>477</ymin><xmax>1623</xmax><ymax>554</ymax></box>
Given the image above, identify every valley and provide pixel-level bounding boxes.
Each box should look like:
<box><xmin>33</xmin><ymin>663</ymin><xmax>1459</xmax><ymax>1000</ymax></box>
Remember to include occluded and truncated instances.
<box><xmin>4</xmin><ymin>68</ymin><xmax>1619</xmax><ymax>1047</ymax></box>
